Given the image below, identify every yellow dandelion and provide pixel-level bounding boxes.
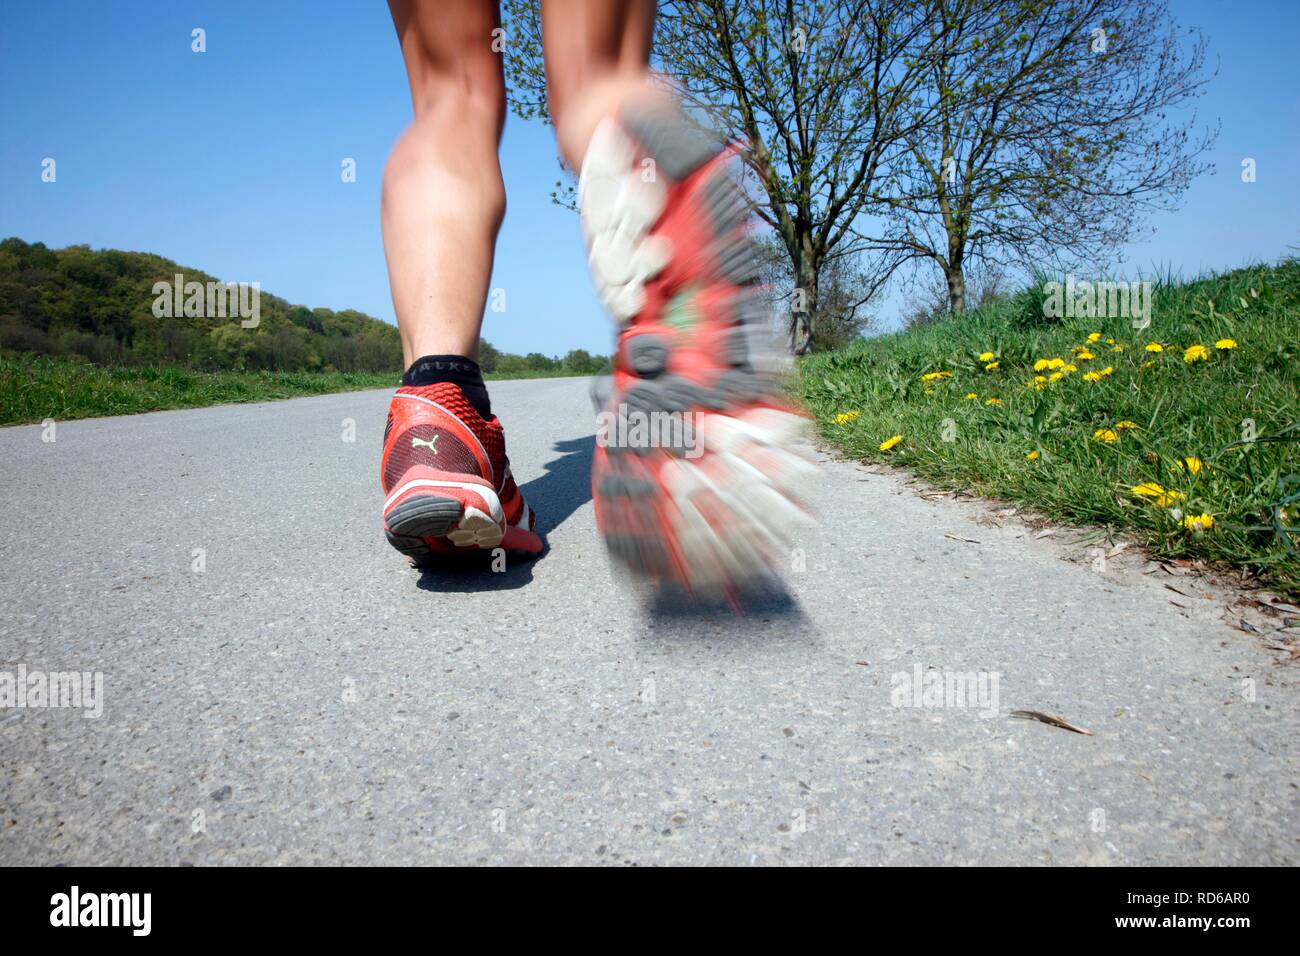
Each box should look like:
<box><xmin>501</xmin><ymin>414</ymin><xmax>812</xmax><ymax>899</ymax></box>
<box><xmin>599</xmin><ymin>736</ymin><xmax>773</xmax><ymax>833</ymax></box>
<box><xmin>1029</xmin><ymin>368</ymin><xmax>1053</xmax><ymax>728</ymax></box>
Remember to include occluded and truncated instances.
<box><xmin>1076</xmin><ymin>349</ymin><xmax>1095</xmax><ymax>361</ymax></box>
<box><xmin>920</xmin><ymin>370</ymin><xmax>953</xmax><ymax>382</ymax></box>
<box><xmin>1175</xmin><ymin>456</ymin><xmax>1204</xmax><ymax>474</ymax></box>
<box><xmin>1111</xmin><ymin>344</ymin><xmax>1124</xmax><ymax>352</ymax></box>
<box><xmin>964</xmin><ymin>392</ymin><xmax>978</xmax><ymax>401</ymax></box>
<box><xmin>984</xmin><ymin>397</ymin><xmax>1002</xmax><ymax>406</ymax></box>
<box><xmin>1033</xmin><ymin>358</ymin><xmax>1051</xmax><ymax>372</ymax></box>
<box><xmin>1115</xmin><ymin>420</ymin><xmax>1138</xmax><ymax>430</ymax></box>
<box><xmin>1106</xmin><ymin>338</ymin><xmax>1116</xmax><ymax>345</ymax></box>
<box><xmin>978</xmin><ymin>351</ymin><xmax>995</xmax><ymax>361</ymax></box>
<box><xmin>1063</xmin><ymin>363</ymin><xmax>1078</xmax><ymax>373</ymax></box>
<box><xmin>1049</xmin><ymin>371</ymin><xmax>1064</xmax><ymax>382</ymax></box>
<box><xmin>1099</xmin><ymin>366</ymin><xmax>1114</xmax><ymax>377</ymax></box>
<box><xmin>984</xmin><ymin>361</ymin><xmax>1000</xmax><ymax>371</ymax></box>
<box><xmin>879</xmin><ymin>435</ymin><xmax>903</xmax><ymax>452</ymax></box>
<box><xmin>1094</xmin><ymin>428</ymin><xmax>1118</xmax><ymax>443</ymax></box>
<box><xmin>1182</xmin><ymin>513</ymin><xmax>1215</xmax><ymax>532</ymax></box>
<box><xmin>1026</xmin><ymin>450</ymin><xmax>1040</xmax><ymax>461</ymax></box>
<box><xmin>1131</xmin><ymin>482</ymin><xmax>1165</xmax><ymax>499</ymax></box>
<box><xmin>1183</xmin><ymin>344</ymin><xmax>1209</xmax><ymax>363</ymax></box>
<box><xmin>1082</xmin><ymin>371</ymin><xmax>1102</xmax><ymax>382</ymax></box>
<box><xmin>1087</xmin><ymin>332</ymin><xmax>1102</xmax><ymax>343</ymax></box>
<box><xmin>1131</xmin><ymin>482</ymin><xmax>1185</xmax><ymax>507</ymax></box>
<box><xmin>1144</xmin><ymin>342</ymin><xmax>1164</xmax><ymax>353</ymax></box>
<box><xmin>1141</xmin><ymin>360</ymin><xmax>1156</xmax><ymax>369</ymax></box>
<box><xmin>833</xmin><ymin>411</ymin><xmax>860</xmax><ymax>425</ymax></box>
<box><xmin>1047</xmin><ymin>357</ymin><xmax>1065</xmax><ymax>369</ymax></box>
<box><xmin>1215</xmin><ymin>338</ymin><xmax>1237</xmax><ymax>350</ymax></box>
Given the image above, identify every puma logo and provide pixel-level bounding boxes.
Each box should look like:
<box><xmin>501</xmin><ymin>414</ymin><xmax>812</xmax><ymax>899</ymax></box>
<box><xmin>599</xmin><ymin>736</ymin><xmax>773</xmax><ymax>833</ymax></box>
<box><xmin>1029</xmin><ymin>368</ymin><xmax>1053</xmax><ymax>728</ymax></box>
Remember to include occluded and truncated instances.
<box><xmin>411</xmin><ymin>435</ymin><xmax>439</xmax><ymax>454</ymax></box>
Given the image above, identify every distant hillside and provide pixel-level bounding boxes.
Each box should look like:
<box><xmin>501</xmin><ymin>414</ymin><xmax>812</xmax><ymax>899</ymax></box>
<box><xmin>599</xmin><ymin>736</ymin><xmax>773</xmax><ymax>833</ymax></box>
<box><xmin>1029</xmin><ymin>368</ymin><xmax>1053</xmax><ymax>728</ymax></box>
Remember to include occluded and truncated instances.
<box><xmin>0</xmin><ymin>238</ymin><xmax>611</xmax><ymax>377</ymax></box>
<box><xmin>0</xmin><ymin>238</ymin><xmax>403</xmax><ymax>373</ymax></box>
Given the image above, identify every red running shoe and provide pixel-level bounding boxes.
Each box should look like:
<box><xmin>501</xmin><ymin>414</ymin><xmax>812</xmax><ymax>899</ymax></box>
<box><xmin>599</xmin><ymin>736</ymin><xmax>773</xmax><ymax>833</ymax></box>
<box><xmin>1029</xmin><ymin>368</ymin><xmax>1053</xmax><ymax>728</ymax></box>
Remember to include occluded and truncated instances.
<box><xmin>380</xmin><ymin>382</ymin><xmax>542</xmax><ymax>564</ymax></box>
<box><xmin>581</xmin><ymin>103</ymin><xmax>816</xmax><ymax>596</ymax></box>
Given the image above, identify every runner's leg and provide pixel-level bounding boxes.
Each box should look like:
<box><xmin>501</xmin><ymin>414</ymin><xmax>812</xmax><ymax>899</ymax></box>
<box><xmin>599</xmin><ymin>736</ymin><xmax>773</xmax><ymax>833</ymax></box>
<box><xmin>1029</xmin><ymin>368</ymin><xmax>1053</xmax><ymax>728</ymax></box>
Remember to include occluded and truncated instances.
<box><xmin>383</xmin><ymin>0</ymin><xmax>506</xmax><ymax>364</ymax></box>
<box><xmin>540</xmin><ymin>0</ymin><xmax>660</xmax><ymax>171</ymax></box>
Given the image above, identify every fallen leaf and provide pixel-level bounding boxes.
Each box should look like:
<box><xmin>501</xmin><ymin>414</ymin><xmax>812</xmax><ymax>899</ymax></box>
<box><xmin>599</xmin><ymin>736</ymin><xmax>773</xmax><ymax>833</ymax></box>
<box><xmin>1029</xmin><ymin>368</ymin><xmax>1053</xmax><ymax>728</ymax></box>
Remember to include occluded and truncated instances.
<box><xmin>1261</xmin><ymin>600</ymin><xmax>1300</xmax><ymax>615</ymax></box>
<box><xmin>944</xmin><ymin>532</ymin><xmax>980</xmax><ymax>543</ymax></box>
<box><xmin>1034</xmin><ymin>529</ymin><xmax>1056</xmax><ymax>539</ymax></box>
<box><xmin>1010</xmin><ymin>709</ymin><xmax>1093</xmax><ymax>735</ymax></box>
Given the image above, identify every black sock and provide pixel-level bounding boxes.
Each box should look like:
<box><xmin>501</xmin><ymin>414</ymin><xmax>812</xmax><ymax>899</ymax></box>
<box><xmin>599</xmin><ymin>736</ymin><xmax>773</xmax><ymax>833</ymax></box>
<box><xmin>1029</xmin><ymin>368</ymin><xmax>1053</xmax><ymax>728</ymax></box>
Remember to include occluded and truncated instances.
<box><xmin>402</xmin><ymin>354</ymin><xmax>491</xmax><ymax>419</ymax></box>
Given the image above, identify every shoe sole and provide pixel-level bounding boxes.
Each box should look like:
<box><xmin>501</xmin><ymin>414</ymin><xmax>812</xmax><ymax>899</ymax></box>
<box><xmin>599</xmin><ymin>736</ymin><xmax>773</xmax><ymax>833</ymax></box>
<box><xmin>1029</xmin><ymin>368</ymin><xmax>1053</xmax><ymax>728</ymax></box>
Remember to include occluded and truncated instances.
<box><xmin>384</xmin><ymin>491</ymin><xmax>546</xmax><ymax>564</ymax></box>
<box><xmin>583</xmin><ymin>107</ymin><xmax>815</xmax><ymax>594</ymax></box>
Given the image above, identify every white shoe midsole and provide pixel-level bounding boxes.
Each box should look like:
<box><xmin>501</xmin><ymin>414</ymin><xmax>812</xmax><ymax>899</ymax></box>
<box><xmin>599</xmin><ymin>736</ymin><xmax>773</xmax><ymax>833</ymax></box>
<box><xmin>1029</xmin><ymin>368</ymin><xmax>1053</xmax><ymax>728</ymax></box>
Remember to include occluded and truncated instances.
<box><xmin>579</xmin><ymin>118</ymin><xmax>672</xmax><ymax>325</ymax></box>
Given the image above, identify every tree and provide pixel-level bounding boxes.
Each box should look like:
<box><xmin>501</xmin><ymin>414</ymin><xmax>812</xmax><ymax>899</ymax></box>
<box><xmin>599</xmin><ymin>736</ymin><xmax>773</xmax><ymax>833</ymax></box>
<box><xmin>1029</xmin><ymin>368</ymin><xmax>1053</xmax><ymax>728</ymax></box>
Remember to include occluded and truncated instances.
<box><xmin>502</xmin><ymin>0</ymin><xmax>942</xmax><ymax>353</ymax></box>
<box><xmin>524</xmin><ymin>351</ymin><xmax>558</xmax><ymax>372</ymax></box>
<box><xmin>901</xmin><ymin>260</ymin><xmax>1006</xmax><ymax>328</ymax></box>
<box><xmin>562</xmin><ymin>348</ymin><xmax>603</xmax><ymax>374</ymax></box>
<box><xmin>478</xmin><ymin>337</ymin><xmax>502</xmax><ymax>373</ymax></box>
<box><xmin>883</xmin><ymin>0</ymin><xmax>1215</xmax><ymax>315</ymax></box>
<box><xmin>754</xmin><ymin>235</ymin><xmax>878</xmax><ymax>347</ymax></box>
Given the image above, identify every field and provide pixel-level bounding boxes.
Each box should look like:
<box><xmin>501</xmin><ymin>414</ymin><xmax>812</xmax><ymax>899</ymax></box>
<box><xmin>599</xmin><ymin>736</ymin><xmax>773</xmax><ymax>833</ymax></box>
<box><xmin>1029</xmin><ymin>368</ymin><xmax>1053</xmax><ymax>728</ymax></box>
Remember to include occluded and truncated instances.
<box><xmin>799</xmin><ymin>260</ymin><xmax>1300</xmax><ymax>598</ymax></box>
<box><xmin>0</xmin><ymin>353</ymin><xmax>587</xmax><ymax>426</ymax></box>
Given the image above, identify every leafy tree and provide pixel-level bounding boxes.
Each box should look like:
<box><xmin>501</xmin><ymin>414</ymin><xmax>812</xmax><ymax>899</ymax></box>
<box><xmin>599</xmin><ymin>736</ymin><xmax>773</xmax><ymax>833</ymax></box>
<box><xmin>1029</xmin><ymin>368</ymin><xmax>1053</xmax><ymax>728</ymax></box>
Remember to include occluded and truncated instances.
<box><xmin>503</xmin><ymin>0</ymin><xmax>941</xmax><ymax>353</ymax></box>
<box><xmin>503</xmin><ymin>0</ymin><xmax>1215</xmax><ymax>338</ymax></box>
<box><xmin>524</xmin><ymin>351</ymin><xmax>558</xmax><ymax>372</ymax></box>
<box><xmin>478</xmin><ymin>337</ymin><xmax>502</xmax><ymax>373</ymax></box>
<box><xmin>562</xmin><ymin>348</ymin><xmax>606</xmax><ymax>374</ymax></box>
<box><xmin>883</xmin><ymin>0</ymin><xmax>1215</xmax><ymax>314</ymax></box>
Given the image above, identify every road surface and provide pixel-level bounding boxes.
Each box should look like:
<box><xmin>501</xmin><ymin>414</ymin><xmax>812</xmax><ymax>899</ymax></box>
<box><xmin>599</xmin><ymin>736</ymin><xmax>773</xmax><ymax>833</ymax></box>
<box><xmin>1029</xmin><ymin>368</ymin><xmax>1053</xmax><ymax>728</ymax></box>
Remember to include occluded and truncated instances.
<box><xmin>1</xmin><ymin>377</ymin><xmax>1295</xmax><ymax>864</ymax></box>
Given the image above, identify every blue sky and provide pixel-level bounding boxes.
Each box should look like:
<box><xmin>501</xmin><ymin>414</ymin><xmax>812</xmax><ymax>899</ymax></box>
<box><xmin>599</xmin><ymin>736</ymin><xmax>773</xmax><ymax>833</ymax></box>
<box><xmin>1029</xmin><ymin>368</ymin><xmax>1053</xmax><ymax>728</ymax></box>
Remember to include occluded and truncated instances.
<box><xmin>1</xmin><ymin>0</ymin><xmax>1297</xmax><ymax>352</ymax></box>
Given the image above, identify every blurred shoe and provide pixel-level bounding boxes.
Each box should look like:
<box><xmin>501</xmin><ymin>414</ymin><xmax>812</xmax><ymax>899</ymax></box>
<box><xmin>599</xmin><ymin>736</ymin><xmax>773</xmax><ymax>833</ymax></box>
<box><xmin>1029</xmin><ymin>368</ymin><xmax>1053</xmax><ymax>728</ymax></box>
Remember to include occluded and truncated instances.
<box><xmin>581</xmin><ymin>102</ymin><xmax>815</xmax><ymax>597</ymax></box>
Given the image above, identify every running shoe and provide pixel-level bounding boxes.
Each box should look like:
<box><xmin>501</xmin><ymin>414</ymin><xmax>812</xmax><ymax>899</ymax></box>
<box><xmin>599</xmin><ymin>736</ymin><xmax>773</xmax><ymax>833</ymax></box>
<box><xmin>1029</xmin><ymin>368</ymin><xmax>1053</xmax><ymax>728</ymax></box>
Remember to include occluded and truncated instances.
<box><xmin>380</xmin><ymin>381</ymin><xmax>542</xmax><ymax>564</ymax></box>
<box><xmin>581</xmin><ymin>102</ymin><xmax>816</xmax><ymax>596</ymax></box>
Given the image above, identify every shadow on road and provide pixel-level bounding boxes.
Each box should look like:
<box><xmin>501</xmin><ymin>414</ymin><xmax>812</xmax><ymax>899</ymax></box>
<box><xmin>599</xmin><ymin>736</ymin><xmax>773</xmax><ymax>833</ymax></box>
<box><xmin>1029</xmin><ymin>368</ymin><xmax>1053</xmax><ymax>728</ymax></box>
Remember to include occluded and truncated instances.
<box><xmin>414</xmin><ymin>548</ymin><xmax>541</xmax><ymax>593</ymax></box>
<box><xmin>646</xmin><ymin>580</ymin><xmax>810</xmax><ymax>632</ymax></box>
<box><xmin>520</xmin><ymin>435</ymin><xmax>594</xmax><ymax>534</ymax></box>
<box><xmin>413</xmin><ymin>434</ymin><xmax>594</xmax><ymax>594</ymax></box>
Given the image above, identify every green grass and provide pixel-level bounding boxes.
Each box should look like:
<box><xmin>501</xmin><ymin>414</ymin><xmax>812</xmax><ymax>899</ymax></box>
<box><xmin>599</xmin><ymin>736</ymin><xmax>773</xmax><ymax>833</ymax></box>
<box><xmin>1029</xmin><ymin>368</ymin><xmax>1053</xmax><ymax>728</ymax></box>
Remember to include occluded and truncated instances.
<box><xmin>799</xmin><ymin>259</ymin><xmax>1300</xmax><ymax>599</ymax></box>
<box><xmin>0</xmin><ymin>353</ymin><xmax>592</xmax><ymax>426</ymax></box>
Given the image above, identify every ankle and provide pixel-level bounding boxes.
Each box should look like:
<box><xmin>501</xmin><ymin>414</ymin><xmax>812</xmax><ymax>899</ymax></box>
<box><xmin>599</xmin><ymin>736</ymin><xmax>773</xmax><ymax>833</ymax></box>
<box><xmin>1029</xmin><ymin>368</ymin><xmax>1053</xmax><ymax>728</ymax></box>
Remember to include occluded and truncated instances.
<box><xmin>554</xmin><ymin>73</ymin><xmax>668</xmax><ymax>170</ymax></box>
<box><xmin>401</xmin><ymin>354</ymin><xmax>492</xmax><ymax>419</ymax></box>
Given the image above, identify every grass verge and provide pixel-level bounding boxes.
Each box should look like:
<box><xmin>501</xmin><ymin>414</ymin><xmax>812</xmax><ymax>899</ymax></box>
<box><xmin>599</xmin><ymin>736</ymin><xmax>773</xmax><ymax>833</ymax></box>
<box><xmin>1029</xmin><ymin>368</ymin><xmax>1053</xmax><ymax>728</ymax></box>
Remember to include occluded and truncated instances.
<box><xmin>799</xmin><ymin>259</ymin><xmax>1300</xmax><ymax>599</ymax></box>
<box><xmin>0</xmin><ymin>353</ymin><xmax>592</xmax><ymax>426</ymax></box>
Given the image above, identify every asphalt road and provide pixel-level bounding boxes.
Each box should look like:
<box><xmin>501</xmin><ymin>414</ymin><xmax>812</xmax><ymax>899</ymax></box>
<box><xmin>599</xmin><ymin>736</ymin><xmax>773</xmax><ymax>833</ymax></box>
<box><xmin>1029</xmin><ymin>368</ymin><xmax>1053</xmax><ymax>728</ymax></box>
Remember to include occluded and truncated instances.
<box><xmin>1</xmin><ymin>377</ymin><xmax>1295</xmax><ymax>865</ymax></box>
